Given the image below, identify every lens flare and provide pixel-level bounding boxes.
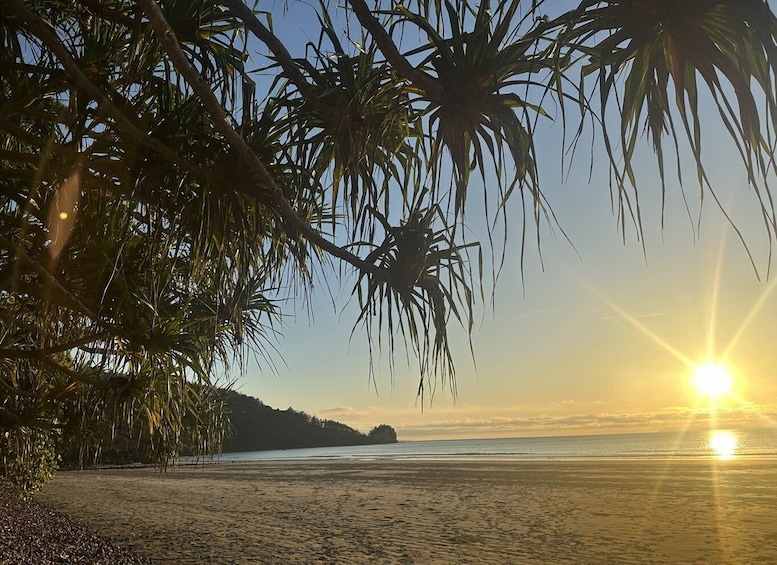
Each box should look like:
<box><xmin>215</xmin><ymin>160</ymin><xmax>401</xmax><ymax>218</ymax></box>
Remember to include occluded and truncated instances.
<box><xmin>48</xmin><ymin>168</ymin><xmax>81</xmax><ymax>261</ymax></box>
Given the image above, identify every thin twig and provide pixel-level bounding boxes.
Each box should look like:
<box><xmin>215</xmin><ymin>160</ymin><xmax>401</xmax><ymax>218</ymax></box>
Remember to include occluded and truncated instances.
<box><xmin>346</xmin><ymin>0</ymin><xmax>442</xmax><ymax>98</ymax></box>
<box><xmin>222</xmin><ymin>0</ymin><xmax>345</xmax><ymax>130</ymax></box>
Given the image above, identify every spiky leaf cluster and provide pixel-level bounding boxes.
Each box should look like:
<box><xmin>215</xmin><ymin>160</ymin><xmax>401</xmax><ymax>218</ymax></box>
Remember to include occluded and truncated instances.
<box><xmin>1</xmin><ymin>0</ymin><xmax>776</xmax><ymax>492</ymax></box>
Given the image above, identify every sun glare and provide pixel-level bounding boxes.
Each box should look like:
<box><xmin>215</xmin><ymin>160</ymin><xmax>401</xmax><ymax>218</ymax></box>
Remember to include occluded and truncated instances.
<box><xmin>709</xmin><ymin>430</ymin><xmax>738</xmax><ymax>459</ymax></box>
<box><xmin>692</xmin><ymin>362</ymin><xmax>733</xmax><ymax>401</ymax></box>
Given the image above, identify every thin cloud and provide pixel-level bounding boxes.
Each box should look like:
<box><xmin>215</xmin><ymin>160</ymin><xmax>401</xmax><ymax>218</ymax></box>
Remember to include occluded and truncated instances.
<box><xmin>311</xmin><ymin>402</ymin><xmax>777</xmax><ymax>440</ymax></box>
<box><xmin>600</xmin><ymin>312</ymin><xmax>665</xmax><ymax>320</ymax></box>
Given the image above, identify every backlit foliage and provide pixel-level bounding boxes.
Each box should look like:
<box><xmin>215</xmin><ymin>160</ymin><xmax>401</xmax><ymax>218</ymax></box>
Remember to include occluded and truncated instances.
<box><xmin>1</xmin><ymin>0</ymin><xmax>776</xmax><ymax>492</ymax></box>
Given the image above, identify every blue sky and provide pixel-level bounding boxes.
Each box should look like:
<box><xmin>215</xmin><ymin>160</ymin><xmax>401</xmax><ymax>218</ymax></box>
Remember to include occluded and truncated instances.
<box><xmin>234</xmin><ymin>1</ymin><xmax>777</xmax><ymax>440</ymax></box>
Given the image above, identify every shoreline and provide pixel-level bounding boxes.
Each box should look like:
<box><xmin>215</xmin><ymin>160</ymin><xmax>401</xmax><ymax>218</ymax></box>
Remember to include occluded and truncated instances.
<box><xmin>200</xmin><ymin>453</ymin><xmax>777</xmax><ymax>462</ymax></box>
<box><xmin>37</xmin><ymin>458</ymin><xmax>777</xmax><ymax>564</ymax></box>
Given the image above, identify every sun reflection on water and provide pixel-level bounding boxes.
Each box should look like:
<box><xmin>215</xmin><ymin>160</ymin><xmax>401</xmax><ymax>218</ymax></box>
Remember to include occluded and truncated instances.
<box><xmin>709</xmin><ymin>430</ymin><xmax>738</xmax><ymax>459</ymax></box>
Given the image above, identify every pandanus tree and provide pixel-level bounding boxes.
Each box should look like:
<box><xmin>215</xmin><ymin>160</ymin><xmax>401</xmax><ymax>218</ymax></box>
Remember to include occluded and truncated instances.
<box><xmin>1</xmin><ymin>0</ymin><xmax>776</xmax><ymax>493</ymax></box>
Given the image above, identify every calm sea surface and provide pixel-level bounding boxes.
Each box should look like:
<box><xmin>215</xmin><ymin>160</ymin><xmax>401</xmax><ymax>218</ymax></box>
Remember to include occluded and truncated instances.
<box><xmin>215</xmin><ymin>428</ymin><xmax>777</xmax><ymax>463</ymax></box>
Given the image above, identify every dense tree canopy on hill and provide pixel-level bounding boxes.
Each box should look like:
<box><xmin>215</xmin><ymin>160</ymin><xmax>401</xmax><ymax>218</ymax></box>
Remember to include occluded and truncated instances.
<box><xmin>2</xmin><ymin>0</ymin><xmax>777</xmax><ymax>493</ymax></box>
<box><xmin>224</xmin><ymin>391</ymin><xmax>397</xmax><ymax>452</ymax></box>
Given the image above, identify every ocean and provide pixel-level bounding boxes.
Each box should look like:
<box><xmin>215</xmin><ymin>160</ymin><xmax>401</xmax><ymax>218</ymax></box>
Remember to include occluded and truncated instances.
<box><xmin>214</xmin><ymin>427</ymin><xmax>777</xmax><ymax>463</ymax></box>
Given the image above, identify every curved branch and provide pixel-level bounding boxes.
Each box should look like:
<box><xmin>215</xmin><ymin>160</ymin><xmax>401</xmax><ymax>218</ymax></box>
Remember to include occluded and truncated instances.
<box><xmin>0</xmin><ymin>332</ymin><xmax>110</xmax><ymax>360</ymax></box>
<box><xmin>6</xmin><ymin>0</ymin><xmax>205</xmax><ymax>182</ymax></box>
<box><xmin>222</xmin><ymin>0</ymin><xmax>310</xmax><ymax>97</ymax></box>
<box><xmin>75</xmin><ymin>0</ymin><xmax>138</xmax><ymax>29</ymax></box>
<box><xmin>0</xmin><ymin>234</ymin><xmax>96</xmax><ymax>319</ymax></box>
<box><xmin>222</xmin><ymin>0</ymin><xmax>345</xmax><ymax>130</ymax></box>
<box><xmin>39</xmin><ymin>357</ymin><xmax>113</xmax><ymax>390</ymax></box>
<box><xmin>137</xmin><ymin>0</ymin><xmax>400</xmax><ymax>287</ymax></box>
<box><xmin>0</xmin><ymin>408</ymin><xmax>60</xmax><ymax>430</ymax></box>
<box><xmin>346</xmin><ymin>0</ymin><xmax>442</xmax><ymax>99</ymax></box>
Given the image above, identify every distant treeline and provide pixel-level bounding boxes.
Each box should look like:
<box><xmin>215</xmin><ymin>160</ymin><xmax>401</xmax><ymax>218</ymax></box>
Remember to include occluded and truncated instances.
<box><xmin>59</xmin><ymin>390</ymin><xmax>397</xmax><ymax>468</ymax></box>
<box><xmin>224</xmin><ymin>390</ymin><xmax>397</xmax><ymax>452</ymax></box>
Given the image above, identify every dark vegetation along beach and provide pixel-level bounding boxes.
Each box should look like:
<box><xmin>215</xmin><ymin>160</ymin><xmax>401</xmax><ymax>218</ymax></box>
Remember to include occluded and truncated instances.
<box><xmin>59</xmin><ymin>391</ymin><xmax>398</xmax><ymax>468</ymax></box>
<box><xmin>223</xmin><ymin>391</ymin><xmax>397</xmax><ymax>452</ymax></box>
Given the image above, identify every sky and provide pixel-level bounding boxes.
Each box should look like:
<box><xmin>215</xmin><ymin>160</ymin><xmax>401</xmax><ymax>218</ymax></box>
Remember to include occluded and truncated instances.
<box><xmin>235</xmin><ymin>2</ymin><xmax>777</xmax><ymax>441</ymax></box>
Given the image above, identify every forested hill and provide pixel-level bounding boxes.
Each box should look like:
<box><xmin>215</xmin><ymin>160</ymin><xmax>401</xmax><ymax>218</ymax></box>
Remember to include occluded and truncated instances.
<box><xmin>224</xmin><ymin>391</ymin><xmax>398</xmax><ymax>452</ymax></box>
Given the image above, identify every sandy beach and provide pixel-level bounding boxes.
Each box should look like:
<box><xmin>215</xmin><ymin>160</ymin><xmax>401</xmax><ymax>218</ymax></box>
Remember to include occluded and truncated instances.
<box><xmin>37</xmin><ymin>459</ymin><xmax>777</xmax><ymax>564</ymax></box>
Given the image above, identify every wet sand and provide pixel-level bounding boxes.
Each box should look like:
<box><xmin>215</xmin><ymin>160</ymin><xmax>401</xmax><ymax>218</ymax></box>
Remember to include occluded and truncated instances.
<box><xmin>38</xmin><ymin>459</ymin><xmax>777</xmax><ymax>564</ymax></box>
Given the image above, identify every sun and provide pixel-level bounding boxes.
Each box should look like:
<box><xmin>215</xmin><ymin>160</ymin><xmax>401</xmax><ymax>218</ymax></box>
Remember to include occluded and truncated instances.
<box><xmin>709</xmin><ymin>430</ymin><xmax>738</xmax><ymax>459</ymax></box>
<box><xmin>692</xmin><ymin>362</ymin><xmax>733</xmax><ymax>401</ymax></box>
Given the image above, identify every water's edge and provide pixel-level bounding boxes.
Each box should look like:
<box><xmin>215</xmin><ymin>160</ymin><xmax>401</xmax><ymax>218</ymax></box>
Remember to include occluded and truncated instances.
<box><xmin>194</xmin><ymin>428</ymin><xmax>777</xmax><ymax>464</ymax></box>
